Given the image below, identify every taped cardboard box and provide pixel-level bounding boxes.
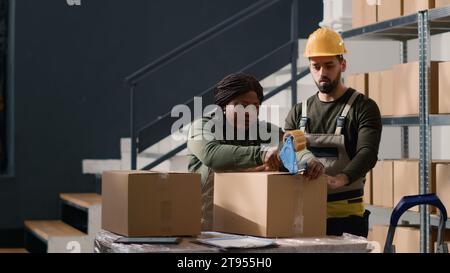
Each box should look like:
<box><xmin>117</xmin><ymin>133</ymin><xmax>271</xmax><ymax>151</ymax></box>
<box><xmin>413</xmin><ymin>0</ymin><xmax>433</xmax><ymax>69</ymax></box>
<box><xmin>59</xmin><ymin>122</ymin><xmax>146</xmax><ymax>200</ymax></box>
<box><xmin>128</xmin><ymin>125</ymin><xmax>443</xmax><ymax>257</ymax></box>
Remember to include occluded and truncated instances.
<box><xmin>378</xmin><ymin>0</ymin><xmax>403</xmax><ymax>22</ymax></box>
<box><xmin>393</xmin><ymin>61</ymin><xmax>439</xmax><ymax>116</ymax></box>
<box><xmin>102</xmin><ymin>171</ymin><xmax>201</xmax><ymax>237</ymax></box>
<box><xmin>404</xmin><ymin>0</ymin><xmax>435</xmax><ymax>15</ymax></box>
<box><xmin>213</xmin><ymin>172</ymin><xmax>327</xmax><ymax>238</ymax></box>
<box><xmin>372</xmin><ymin>160</ymin><xmax>394</xmax><ymax>208</ymax></box>
<box><xmin>439</xmin><ymin>62</ymin><xmax>450</xmax><ymax>114</ymax></box>
<box><xmin>352</xmin><ymin>0</ymin><xmax>378</xmax><ymax>28</ymax></box>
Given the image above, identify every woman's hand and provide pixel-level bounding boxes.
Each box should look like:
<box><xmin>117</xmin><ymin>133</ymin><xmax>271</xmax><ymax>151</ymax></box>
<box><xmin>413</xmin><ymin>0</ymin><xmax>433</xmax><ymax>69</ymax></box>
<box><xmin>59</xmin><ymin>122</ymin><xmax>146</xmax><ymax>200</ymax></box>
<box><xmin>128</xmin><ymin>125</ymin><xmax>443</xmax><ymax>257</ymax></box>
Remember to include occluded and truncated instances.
<box><xmin>240</xmin><ymin>165</ymin><xmax>267</xmax><ymax>172</ymax></box>
<box><xmin>263</xmin><ymin>148</ymin><xmax>281</xmax><ymax>171</ymax></box>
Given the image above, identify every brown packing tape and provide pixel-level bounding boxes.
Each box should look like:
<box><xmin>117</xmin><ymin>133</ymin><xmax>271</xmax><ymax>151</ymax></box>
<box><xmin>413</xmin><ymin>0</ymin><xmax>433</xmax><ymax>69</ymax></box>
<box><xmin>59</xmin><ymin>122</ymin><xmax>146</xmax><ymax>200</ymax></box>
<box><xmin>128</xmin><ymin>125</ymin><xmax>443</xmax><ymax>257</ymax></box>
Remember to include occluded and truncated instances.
<box><xmin>157</xmin><ymin>172</ymin><xmax>170</xmax><ymax>194</ymax></box>
<box><xmin>158</xmin><ymin>172</ymin><xmax>169</xmax><ymax>184</ymax></box>
<box><xmin>285</xmin><ymin>130</ymin><xmax>306</xmax><ymax>152</ymax></box>
<box><xmin>292</xmin><ymin>178</ymin><xmax>304</xmax><ymax>235</ymax></box>
<box><xmin>157</xmin><ymin>173</ymin><xmax>172</xmax><ymax>234</ymax></box>
<box><xmin>160</xmin><ymin>201</ymin><xmax>173</xmax><ymax>234</ymax></box>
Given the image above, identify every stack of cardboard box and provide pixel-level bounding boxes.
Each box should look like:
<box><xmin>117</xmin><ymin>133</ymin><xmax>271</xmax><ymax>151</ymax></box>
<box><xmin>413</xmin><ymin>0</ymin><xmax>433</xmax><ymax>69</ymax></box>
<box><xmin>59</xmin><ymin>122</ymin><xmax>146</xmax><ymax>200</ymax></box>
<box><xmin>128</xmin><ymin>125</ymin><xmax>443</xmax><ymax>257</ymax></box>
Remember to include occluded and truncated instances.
<box><xmin>439</xmin><ymin>61</ymin><xmax>450</xmax><ymax>114</ymax></box>
<box><xmin>371</xmin><ymin>160</ymin><xmax>450</xmax><ymax>211</ymax></box>
<box><xmin>352</xmin><ymin>0</ymin><xmax>378</xmax><ymax>28</ymax></box>
<box><xmin>436</xmin><ymin>0</ymin><xmax>450</xmax><ymax>8</ymax></box>
<box><xmin>352</xmin><ymin>0</ymin><xmax>450</xmax><ymax>28</ymax></box>
<box><xmin>368</xmin><ymin>69</ymin><xmax>395</xmax><ymax>116</ymax></box>
<box><xmin>346</xmin><ymin>73</ymin><xmax>369</xmax><ymax>97</ymax></box>
<box><xmin>346</xmin><ymin>61</ymin><xmax>441</xmax><ymax>117</ymax></box>
<box><xmin>434</xmin><ymin>161</ymin><xmax>450</xmax><ymax>214</ymax></box>
<box><xmin>378</xmin><ymin>0</ymin><xmax>404</xmax><ymax>21</ymax></box>
<box><xmin>372</xmin><ymin>160</ymin><xmax>395</xmax><ymax>208</ymax></box>
<box><xmin>372</xmin><ymin>225</ymin><xmax>450</xmax><ymax>253</ymax></box>
<box><xmin>393</xmin><ymin>61</ymin><xmax>440</xmax><ymax>116</ymax></box>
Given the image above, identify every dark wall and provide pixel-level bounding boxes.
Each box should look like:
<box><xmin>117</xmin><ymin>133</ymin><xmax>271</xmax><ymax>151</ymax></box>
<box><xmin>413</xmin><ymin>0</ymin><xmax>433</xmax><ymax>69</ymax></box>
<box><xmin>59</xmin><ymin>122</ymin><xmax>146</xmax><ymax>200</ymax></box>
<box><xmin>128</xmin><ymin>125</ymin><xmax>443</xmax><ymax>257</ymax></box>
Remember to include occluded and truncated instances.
<box><xmin>0</xmin><ymin>0</ymin><xmax>322</xmax><ymax>243</ymax></box>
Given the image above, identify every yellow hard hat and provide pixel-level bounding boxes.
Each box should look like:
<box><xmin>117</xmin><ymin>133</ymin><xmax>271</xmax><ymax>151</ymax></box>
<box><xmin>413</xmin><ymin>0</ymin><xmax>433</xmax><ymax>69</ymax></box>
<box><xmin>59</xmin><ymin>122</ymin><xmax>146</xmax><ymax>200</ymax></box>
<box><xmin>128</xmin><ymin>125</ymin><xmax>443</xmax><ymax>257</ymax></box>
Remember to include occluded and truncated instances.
<box><xmin>304</xmin><ymin>28</ymin><xmax>347</xmax><ymax>58</ymax></box>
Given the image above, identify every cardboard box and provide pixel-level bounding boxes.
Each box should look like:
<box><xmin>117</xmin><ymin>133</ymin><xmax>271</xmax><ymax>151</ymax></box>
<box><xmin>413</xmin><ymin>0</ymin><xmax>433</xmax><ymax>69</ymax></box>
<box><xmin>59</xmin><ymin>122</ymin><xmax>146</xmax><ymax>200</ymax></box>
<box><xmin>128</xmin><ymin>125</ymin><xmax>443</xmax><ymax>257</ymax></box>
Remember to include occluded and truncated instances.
<box><xmin>439</xmin><ymin>62</ymin><xmax>450</xmax><ymax>114</ymax></box>
<box><xmin>102</xmin><ymin>171</ymin><xmax>201</xmax><ymax>237</ymax></box>
<box><xmin>213</xmin><ymin>172</ymin><xmax>327</xmax><ymax>238</ymax></box>
<box><xmin>393</xmin><ymin>160</ymin><xmax>437</xmax><ymax>212</ymax></box>
<box><xmin>368</xmin><ymin>70</ymin><xmax>395</xmax><ymax>116</ymax></box>
<box><xmin>436</xmin><ymin>0</ymin><xmax>450</xmax><ymax>7</ymax></box>
<box><xmin>373</xmin><ymin>225</ymin><xmax>423</xmax><ymax>253</ymax></box>
<box><xmin>372</xmin><ymin>160</ymin><xmax>394</xmax><ymax>208</ymax></box>
<box><xmin>404</xmin><ymin>0</ymin><xmax>435</xmax><ymax>15</ymax></box>
<box><xmin>392</xmin><ymin>61</ymin><xmax>439</xmax><ymax>116</ymax></box>
<box><xmin>378</xmin><ymin>0</ymin><xmax>403</xmax><ymax>22</ymax></box>
<box><xmin>364</xmin><ymin>171</ymin><xmax>373</xmax><ymax>205</ymax></box>
<box><xmin>435</xmin><ymin>162</ymin><xmax>450</xmax><ymax>215</ymax></box>
<box><xmin>368</xmin><ymin>71</ymin><xmax>382</xmax><ymax>115</ymax></box>
<box><xmin>394</xmin><ymin>161</ymin><xmax>420</xmax><ymax>212</ymax></box>
<box><xmin>347</xmin><ymin>73</ymin><xmax>369</xmax><ymax>96</ymax></box>
<box><xmin>373</xmin><ymin>225</ymin><xmax>450</xmax><ymax>253</ymax></box>
<box><xmin>352</xmin><ymin>0</ymin><xmax>378</xmax><ymax>28</ymax></box>
<box><xmin>380</xmin><ymin>70</ymin><xmax>395</xmax><ymax>116</ymax></box>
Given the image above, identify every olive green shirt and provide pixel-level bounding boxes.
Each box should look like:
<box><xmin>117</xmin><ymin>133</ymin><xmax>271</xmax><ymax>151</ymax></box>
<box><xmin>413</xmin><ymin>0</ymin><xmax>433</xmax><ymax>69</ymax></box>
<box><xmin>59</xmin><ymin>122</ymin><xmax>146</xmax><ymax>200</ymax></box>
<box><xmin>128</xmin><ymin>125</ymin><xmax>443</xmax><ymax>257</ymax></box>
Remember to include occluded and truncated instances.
<box><xmin>187</xmin><ymin>117</ymin><xmax>283</xmax><ymax>186</ymax></box>
<box><xmin>284</xmin><ymin>88</ymin><xmax>382</xmax><ymax>183</ymax></box>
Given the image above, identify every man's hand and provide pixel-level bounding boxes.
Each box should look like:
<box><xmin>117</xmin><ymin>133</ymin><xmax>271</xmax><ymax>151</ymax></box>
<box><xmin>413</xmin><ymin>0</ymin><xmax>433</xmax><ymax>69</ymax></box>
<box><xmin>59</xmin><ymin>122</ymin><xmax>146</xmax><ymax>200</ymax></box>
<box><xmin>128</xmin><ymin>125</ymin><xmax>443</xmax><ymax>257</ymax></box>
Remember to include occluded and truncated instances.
<box><xmin>327</xmin><ymin>174</ymin><xmax>350</xmax><ymax>189</ymax></box>
<box><xmin>264</xmin><ymin>148</ymin><xmax>281</xmax><ymax>171</ymax></box>
<box><xmin>303</xmin><ymin>158</ymin><xmax>324</xmax><ymax>180</ymax></box>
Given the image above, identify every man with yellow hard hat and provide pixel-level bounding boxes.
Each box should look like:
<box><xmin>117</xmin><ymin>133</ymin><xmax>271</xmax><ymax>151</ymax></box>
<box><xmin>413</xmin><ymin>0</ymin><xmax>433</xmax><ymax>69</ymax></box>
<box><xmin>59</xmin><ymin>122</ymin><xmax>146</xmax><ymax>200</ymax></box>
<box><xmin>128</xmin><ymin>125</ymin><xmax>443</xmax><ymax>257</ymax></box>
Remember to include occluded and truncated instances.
<box><xmin>284</xmin><ymin>28</ymin><xmax>382</xmax><ymax>237</ymax></box>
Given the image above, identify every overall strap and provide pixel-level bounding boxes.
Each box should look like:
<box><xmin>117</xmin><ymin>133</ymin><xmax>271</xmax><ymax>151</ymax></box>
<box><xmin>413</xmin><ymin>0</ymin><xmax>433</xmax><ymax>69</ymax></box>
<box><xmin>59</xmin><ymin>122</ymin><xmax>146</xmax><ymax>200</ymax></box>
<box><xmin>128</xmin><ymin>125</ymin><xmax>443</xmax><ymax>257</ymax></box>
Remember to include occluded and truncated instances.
<box><xmin>335</xmin><ymin>91</ymin><xmax>360</xmax><ymax>135</ymax></box>
<box><xmin>300</xmin><ymin>100</ymin><xmax>309</xmax><ymax>132</ymax></box>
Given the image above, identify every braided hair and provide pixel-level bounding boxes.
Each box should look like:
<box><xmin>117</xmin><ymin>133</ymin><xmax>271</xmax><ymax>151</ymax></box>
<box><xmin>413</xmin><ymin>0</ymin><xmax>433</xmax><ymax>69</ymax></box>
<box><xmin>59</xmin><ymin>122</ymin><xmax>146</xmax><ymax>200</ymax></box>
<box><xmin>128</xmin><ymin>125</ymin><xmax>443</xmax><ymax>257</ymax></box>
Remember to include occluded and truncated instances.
<box><xmin>214</xmin><ymin>73</ymin><xmax>263</xmax><ymax>109</ymax></box>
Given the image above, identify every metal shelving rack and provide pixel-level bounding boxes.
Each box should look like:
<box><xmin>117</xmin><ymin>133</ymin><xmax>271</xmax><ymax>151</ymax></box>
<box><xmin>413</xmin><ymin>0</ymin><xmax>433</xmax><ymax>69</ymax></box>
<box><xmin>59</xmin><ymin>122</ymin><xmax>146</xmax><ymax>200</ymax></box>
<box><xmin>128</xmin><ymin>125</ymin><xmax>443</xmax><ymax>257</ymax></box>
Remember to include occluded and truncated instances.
<box><xmin>341</xmin><ymin>6</ymin><xmax>450</xmax><ymax>253</ymax></box>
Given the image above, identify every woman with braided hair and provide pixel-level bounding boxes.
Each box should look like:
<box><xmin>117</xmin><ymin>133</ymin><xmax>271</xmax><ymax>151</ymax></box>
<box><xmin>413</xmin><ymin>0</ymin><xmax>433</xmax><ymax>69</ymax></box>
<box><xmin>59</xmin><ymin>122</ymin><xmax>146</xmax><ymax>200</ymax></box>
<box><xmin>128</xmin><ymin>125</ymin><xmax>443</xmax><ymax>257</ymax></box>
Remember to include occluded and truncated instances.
<box><xmin>187</xmin><ymin>73</ymin><xmax>283</xmax><ymax>230</ymax></box>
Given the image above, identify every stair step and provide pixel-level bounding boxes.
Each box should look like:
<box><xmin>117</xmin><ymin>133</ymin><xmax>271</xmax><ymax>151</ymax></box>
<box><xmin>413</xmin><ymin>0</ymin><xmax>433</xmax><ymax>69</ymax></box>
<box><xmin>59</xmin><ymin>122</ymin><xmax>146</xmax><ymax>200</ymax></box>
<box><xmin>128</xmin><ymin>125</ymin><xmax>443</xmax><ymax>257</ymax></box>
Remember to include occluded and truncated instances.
<box><xmin>60</xmin><ymin>193</ymin><xmax>101</xmax><ymax>210</ymax></box>
<box><xmin>24</xmin><ymin>220</ymin><xmax>86</xmax><ymax>242</ymax></box>
<box><xmin>0</xmin><ymin>248</ymin><xmax>28</xmax><ymax>253</ymax></box>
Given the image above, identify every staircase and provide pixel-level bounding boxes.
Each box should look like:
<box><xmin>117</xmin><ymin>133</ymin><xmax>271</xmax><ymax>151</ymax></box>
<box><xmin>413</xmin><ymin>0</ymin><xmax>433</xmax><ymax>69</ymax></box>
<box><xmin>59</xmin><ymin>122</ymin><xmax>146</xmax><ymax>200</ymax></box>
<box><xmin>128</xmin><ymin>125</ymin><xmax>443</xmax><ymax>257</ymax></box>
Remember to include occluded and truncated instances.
<box><xmin>24</xmin><ymin>193</ymin><xmax>101</xmax><ymax>253</ymax></box>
